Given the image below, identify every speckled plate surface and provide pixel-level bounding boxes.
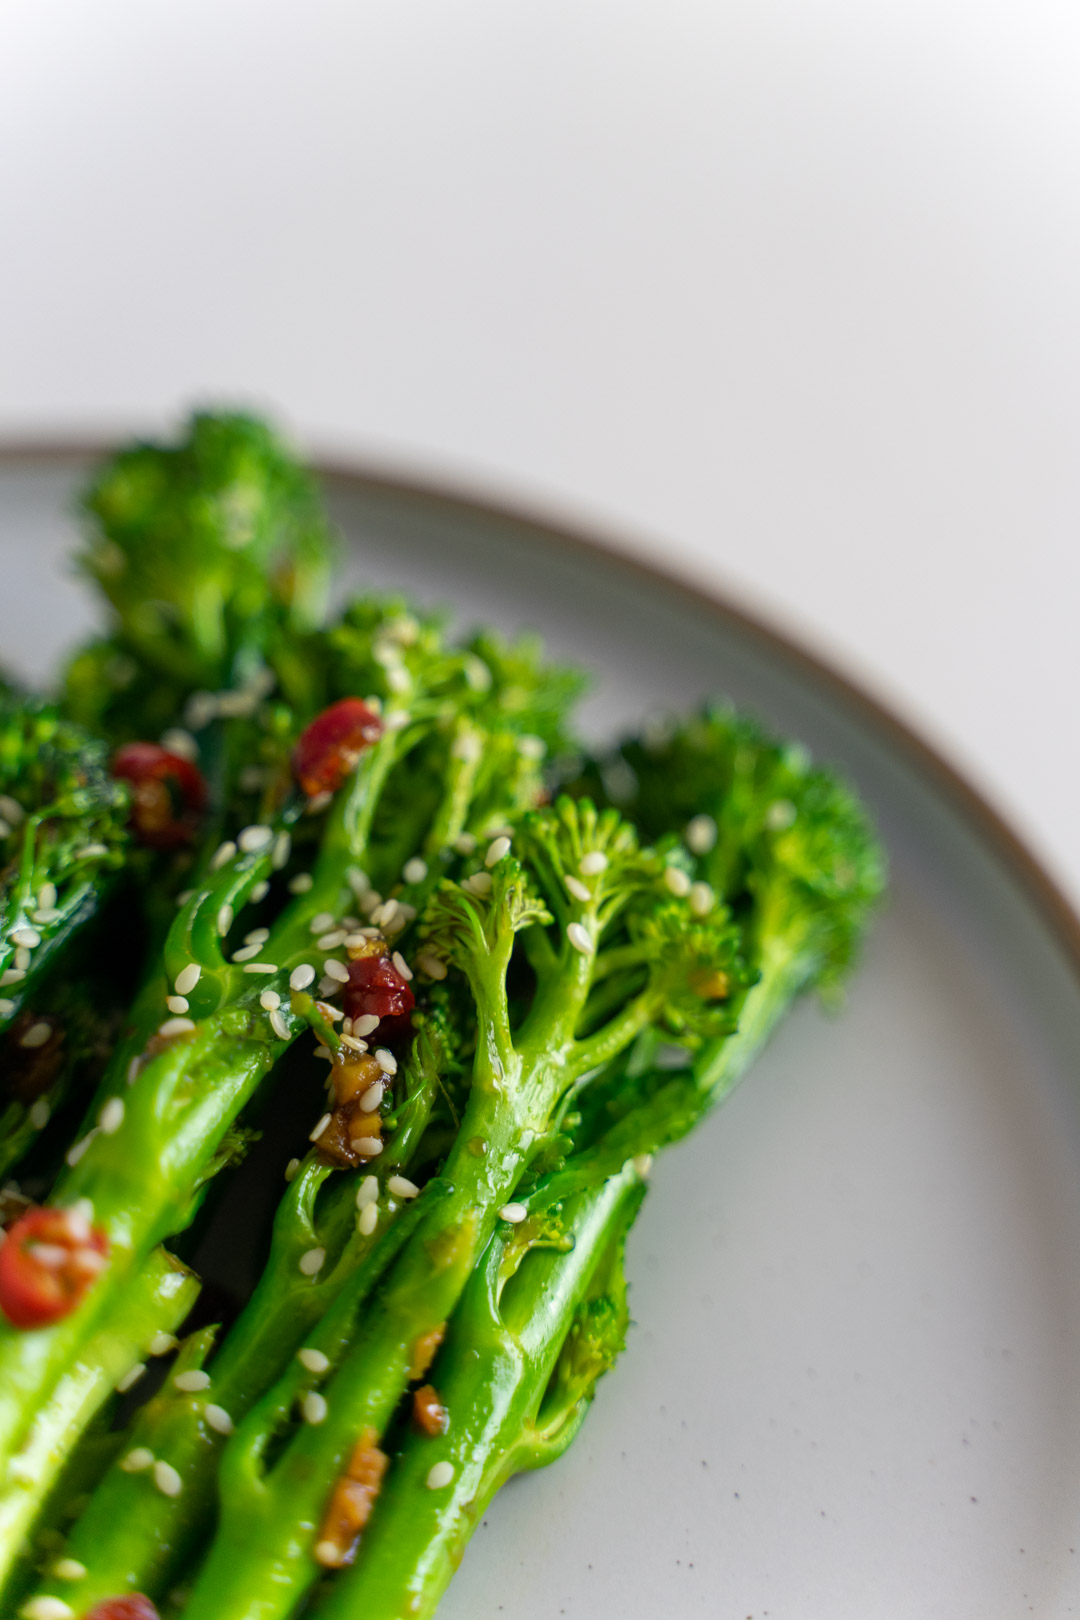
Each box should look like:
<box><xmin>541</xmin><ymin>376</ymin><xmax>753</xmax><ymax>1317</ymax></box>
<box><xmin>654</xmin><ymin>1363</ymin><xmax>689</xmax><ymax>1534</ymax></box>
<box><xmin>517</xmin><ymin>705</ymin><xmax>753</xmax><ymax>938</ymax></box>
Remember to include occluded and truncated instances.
<box><xmin>3</xmin><ymin>451</ymin><xmax>1080</xmax><ymax>1620</ymax></box>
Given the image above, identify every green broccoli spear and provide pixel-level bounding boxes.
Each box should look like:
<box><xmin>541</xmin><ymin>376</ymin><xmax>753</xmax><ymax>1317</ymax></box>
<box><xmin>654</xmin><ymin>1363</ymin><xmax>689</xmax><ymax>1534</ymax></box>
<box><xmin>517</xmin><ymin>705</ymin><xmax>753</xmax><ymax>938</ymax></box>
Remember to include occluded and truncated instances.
<box><xmin>25</xmin><ymin>627</ymin><xmax>578</xmax><ymax>1614</ymax></box>
<box><xmin>302</xmin><ymin>703</ymin><xmax>884</xmax><ymax>1620</ymax></box>
<box><xmin>160</xmin><ymin>795</ymin><xmax>744</xmax><ymax>1620</ymax></box>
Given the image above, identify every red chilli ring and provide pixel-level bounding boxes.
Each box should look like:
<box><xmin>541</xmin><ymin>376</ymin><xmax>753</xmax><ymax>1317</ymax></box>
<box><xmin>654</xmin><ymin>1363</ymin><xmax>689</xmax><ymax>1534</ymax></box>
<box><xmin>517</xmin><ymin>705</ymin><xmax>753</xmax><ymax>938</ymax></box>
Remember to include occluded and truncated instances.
<box><xmin>293</xmin><ymin>699</ymin><xmax>383</xmax><ymax>799</ymax></box>
<box><xmin>112</xmin><ymin>742</ymin><xmax>207</xmax><ymax>849</ymax></box>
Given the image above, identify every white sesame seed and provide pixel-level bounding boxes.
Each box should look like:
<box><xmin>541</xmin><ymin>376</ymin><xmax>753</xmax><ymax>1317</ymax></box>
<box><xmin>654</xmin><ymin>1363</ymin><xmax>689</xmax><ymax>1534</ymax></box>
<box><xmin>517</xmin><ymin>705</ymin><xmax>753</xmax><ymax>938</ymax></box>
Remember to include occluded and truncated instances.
<box><xmin>175</xmin><ymin>963</ymin><xmax>201</xmax><ymax>996</ymax></box>
<box><xmin>116</xmin><ymin>1361</ymin><xmax>146</xmax><ymax>1393</ymax></box>
<box><xmin>309</xmin><ymin>1113</ymin><xmax>332</xmax><ymax>1143</ymax></box>
<box><xmin>485</xmin><ymin>835</ymin><xmax>512</xmax><ymax>868</ymax></box>
<box><xmin>99</xmin><ymin>1097</ymin><xmax>124</xmax><ymax>1135</ymax></box>
<box><xmin>298</xmin><ymin>1347</ymin><xmax>330</xmax><ymax>1374</ymax></box>
<box><xmin>402</xmin><ymin>857</ymin><xmax>428</xmax><ymax>885</ymax></box>
<box><xmin>33</xmin><ymin>908</ymin><xmax>62</xmax><ymax>926</ymax></box>
<box><xmin>317</xmin><ymin>1001</ymin><xmax>344</xmax><ymax>1021</ymax></box>
<box><xmin>174</xmin><ymin>1369</ymin><xmax>210</xmax><ymax>1392</ymax></box>
<box><xmin>566</xmin><ymin>922</ymin><xmax>592</xmax><ymax>955</ymax></box>
<box><xmin>350</xmin><ymin>1136</ymin><xmax>382</xmax><ymax>1159</ymax></box>
<box><xmin>316</xmin><ymin>983</ymin><xmax>336</xmax><ymax>1002</ymax></box>
<box><xmin>0</xmin><ymin>998</ymin><xmax>15</xmax><ymax>1020</ymax></box>
<box><xmin>28</xmin><ymin>1243</ymin><xmax>71</xmax><ymax>1269</ymax></box>
<box><xmin>371</xmin><ymin>899</ymin><xmax>402</xmax><ymax>931</ymax></box>
<box><xmin>454</xmin><ymin>832</ymin><xmax>477</xmax><ymax>855</ymax></box>
<box><xmin>166</xmin><ymin>993</ymin><xmax>190</xmax><ymax>1013</ymax></box>
<box><xmin>238</xmin><ymin>824</ymin><xmax>273</xmax><ymax>854</ymax></box>
<box><xmin>244</xmin><ymin>927</ymin><xmax>270</xmax><ymax>946</ymax></box>
<box><xmin>766</xmin><ymin>799</ymin><xmax>797</xmax><ymax>831</ymax></box>
<box><xmin>579</xmin><ymin>851</ymin><xmax>608</xmax><ymax>876</ymax></box>
<box><xmin>685</xmin><ymin>814</ymin><xmax>717</xmax><ymax>854</ymax></box>
<box><xmin>284</xmin><ymin>1157</ymin><xmax>300</xmax><ymax>1182</ymax></box>
<box><xmin>315</xmin><ymin>1541</ymin><xmax>344</xmax><ymax>1569</ymax></box>
<box><xmin>120</xmin><ymin>1446</ymin><xmax>155</xmax><ymax>1472</ymax></box>
<box><xmin>388</xmin><ymin>1175</ymin><xmax>419</xmax><ymax>1199</ymax></box>
<box><xmin>290</xmin><ymin>963</ymin><xmax>315</xmax><ymax>991</ymax></box>
<box><xmin>388</xmin><ymin>953</ymin><xmax>413</xmax><ymax>986</ymax></box>
<box><xmin>11</xmin><ymin>927</ymin><xmax>40</xmax><ymax>949</ymax></box>
<box><xmin>52</xmin><ymin>1558</ymin><xmax>88</xmax><ymax>1581</ymax></box>
<box><xmin>299</xmin><ymin>1247</ymin><xmax>326</xmax><ymax>1276</ymax></box>
<box><xmin>126</xmin><ymin>1055</ymin><xmax>143</xmax><ymax>1087</ymax></box>
<box><xmin>65</xmin><ymin>1130</ymin><xmax>98</xmax><ymax>1167</ymax></box>
<box><xmin>242</xmin><ymin>962</ymin><xmax>277</xmax><ymax>974</ymax></box>
<box><xmin>289</xmin><ymin>872</ymin><xmax>314</xmax><ymax>894</ymax></box>
<box><xmin>664</xmin><ymin>866</ymin><xmax>692</xmax><ymax>897</ymax></box>
<box><xmin>689</xmin><ymin>882</ymin><xmax>714</xmax><ymax>917</ymax></box>
<box><xmin>316</xmin><ymin>931</ymin><xmax>346</xmax><ymax>953</ymax></box>
<box><xmin>360</xmin><ymin>889</ymin><xmax>383</xmax><ymax>917</ymax></box>
<box><xmin>358</xmin><ymin>1201</ymin><xmax>378</xmax><ymax>1237</ymax></box>
<box><xmin>68</xmin><ymin>1196</ymin><xmax>95</xmax><ymax>1233</ymax></box>
<box><xmin>29</xmin><ymin>1097</ymin><xmax>49</xmax><ymax>1130</ymax></box>
<box><xmin>272</xmin><ymin>832</ymin><xmax>291</xmax><ymax>870</ymax></box>
<box><xmin>309</xmin><ymin>912</ymin><xmax>335</xmax><ymax>934</ymax></box>
<box><xmin>322</xmin><ymin>958</ymin><xmax>349</xmax><ymax>984</ymax></box>
<box><xmin>565</xmin><ymin>875</ymin><xmax>591</xmax><ymax>903</ymax></box>
<box><xmin>355</xmin><ymin>1176</ymin><xmax>380</xmax><ymax>1210</ymax></box>
<box><xmin>205</xmin><ymin>1404</ymin><xmax>234</xmax><ymax>1435</ymax></box>
<box><xmin>159</xmin><ymin>1017</ymin><xmax>196</xmax><ymax>1038</ymax></box>
<box><xmin>217</xmin><ymin>905</ymin><xmax>234</xmax><ymax>936</ymax></box>
<box><xmin>175</xmin><ymin>890</ymin><xmax>194</xmax><ymax>907</ymax></box>
<box><xmin>153</xmin><ymin>1459</ymin><xmax>183</xmax><ymax>1497</ymax></box>
<box><xmin>19</xmin><ymin>1021</ymin><xmax>52</xmax><ymax>1050</ymax></box>
<box><xmin>14</xmin><ymin>947</ymin><xmax>31</xmax><ymax>971</ymax></box>
<box><xmin>499</xmin><ymin>1203</ymin><xmax>528</xmax><ymax>1224</ymax></box>
<box><xmin>161</xmin><ymin>727</ymin><xmax>198</xmax><ymax>761</ymax></box>
<box><xmin>250</xmin><ymin>879</ymin><xmax>270</xmax><ymax>904</ymax></box>
<box><xmin>461</xmin><ymin>872</ymin><xmax>492</xmax><ymax>898</ymax></box>
<box><xmin>148</xmin><ymin>1332</ymin><xmax>178</xmax><ymax>1356</ymax></box>
<box><xmin>0</xmin><ymin>796</ymin><xmax>24</xmax><ymax>824</ymax></box>
<box><xmin>21</xmin><ymin>1596</ymin><xmax>75</xmax><ymax>1618</ymax></box>
<box><xmin>358</xmin><ymin>1081</ymin><xmax>385</xmax><ymax>1113</ymax></box>
<box><xmin>374</xmin><ymin>1049</ymin><xmax>397</xmax><ymax>1076</ymax></box>
<box><xmin>352</xmin><ymin>1013</ymin><xmax>380</xmax><ymax>1037</ymax></box>
<box><xmin>302</xmin><ymin>1391</ymin><xmax>328</xmax><ymax>1425</ymax></box>
<box><xmin>77</xmin><ymin>843</ymin><xmax>110</xmax><ymax>859</ymax></box>
<box><xmin>632</xmin><ymin>1153</ymin><xmax>654</xmax><ymax>1177</ymax></box>
<box><xmin>259</xmin><ymin>988</ymin><xmax>281</xmax><ymax>1012</ymax></box>
<box><xmin>38</xmin><ymin>882</ymin><xmax>57</xmax><ymax>911</ymax></box>
<box><xmin>269</xmin><ymin>1009</ymin><xmax>290</xmax><ymax>1041</ymax></box>
<box><xmin>1</xmin><ymin>969</ymin><xmax>25</xmax><ymax>986</ymax></box>
<box><xmin>210</xmin><ymin>841</ymin><xmax>237</xmax><ymax>871</ymax></box>
<box><xmin>426</xmin><ymin>1460</ymin><xmax>455</xmax><ymax>1490</ymax></box>
<box><xmin>518</xmin><ymin>734</ymin><xmax>546</xmax><ymax>760</ymax></box>
<box><xmin>339</xmin><ymin>1033</ymin><xmax>367</xmax><ymax>1053</ymax></box>
<box><xmin>185</xmin><ymin>690</ymin><xmax>218</xmax><ymax>729</ymax></box>
<box><xmin>416</xmin><ymin>952</ymin><xmax>447</xmax><ymax>981</ymax></box>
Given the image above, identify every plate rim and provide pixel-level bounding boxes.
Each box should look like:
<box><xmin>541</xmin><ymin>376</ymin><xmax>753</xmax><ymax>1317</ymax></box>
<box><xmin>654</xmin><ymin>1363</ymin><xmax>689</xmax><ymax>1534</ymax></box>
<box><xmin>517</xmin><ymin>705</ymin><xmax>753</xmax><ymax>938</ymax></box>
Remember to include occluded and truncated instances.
<box><xmin>4</xmin><ymin>433</ymin><xmax>1078</xmax><ymax>987</ymax></box>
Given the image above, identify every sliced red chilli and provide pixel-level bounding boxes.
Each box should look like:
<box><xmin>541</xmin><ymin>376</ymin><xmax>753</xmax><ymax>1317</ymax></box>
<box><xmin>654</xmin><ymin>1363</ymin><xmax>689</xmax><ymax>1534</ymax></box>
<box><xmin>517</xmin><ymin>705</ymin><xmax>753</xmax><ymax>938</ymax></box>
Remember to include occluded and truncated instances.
<box><xmin>293</xmin><ymin>699</ymin><xmax>383</xmax><ymax>799</ymax></box>
<box><xmin>86</xmin><ymin>1597</ymin><xmax>161</xmax><ymax>1620</ymax></box>
<box><xmin>0</xmin><ymin>1204</ymin><xmax>109</xmax><ymax>1329</ymax></box>
<box><xmin>112</xmin><ymin>742</ymin><xmax>207</xmax><ymax>849</ymax></box>
<box><xmin>342</xmin><ymin>947</ymin><xmax>414</xmax><ymax>1045</ymax></box>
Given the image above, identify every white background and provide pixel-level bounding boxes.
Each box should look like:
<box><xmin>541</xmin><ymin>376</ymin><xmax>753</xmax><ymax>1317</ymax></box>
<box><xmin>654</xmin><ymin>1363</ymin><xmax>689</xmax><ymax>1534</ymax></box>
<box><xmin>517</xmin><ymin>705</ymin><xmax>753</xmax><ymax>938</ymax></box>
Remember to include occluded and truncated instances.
<box><xmin>3</xmin><ymin>0</ymin><xmax>1079</xmax><ymax>899</ymax></box>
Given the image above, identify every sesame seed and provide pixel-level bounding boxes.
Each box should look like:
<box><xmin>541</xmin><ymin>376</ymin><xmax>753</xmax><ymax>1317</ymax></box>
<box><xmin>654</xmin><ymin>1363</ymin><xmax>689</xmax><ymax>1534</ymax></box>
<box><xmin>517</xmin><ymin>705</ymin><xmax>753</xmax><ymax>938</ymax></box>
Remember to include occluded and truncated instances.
<box><xmin>298</xmin><ymin>1347</ymin><xmax>330</xmax><ymax>1373</ymax></box>
<box><xmin>33</xmin><ymin>908</ymin><xmax>62</xmax><ymax>925</ymax></box>
<box><xmin>259</xmin><ymin>988</ymin><xmax>281</xmax><ymax>1012</ymax></box>
<box><xmin>518</xmin><ymin>734</ymin><xmax>546</xmax><ymax>760</ymax></box>
<box><xmin>689</xmin><ymin>882</ymin><xmax>714</xmax><ymax>916</ymax></box>
<box><xmin>664</xmin><ymin>866</ymin><xmax>692</xmax><ymax>897</ymax></box>
<box><xmin>284</xmin><ymin>1157</ymin><xmax>300</xmax><ymax>1182</ymax></box>
<box><xmin>317</xmin><ymin>930</ymin><xmax>348</xmax><ymax>951</ymax></box>
<box><xmin>426</xmin><ymin>1460</ymin><xmax>455</xmax><ymax>1490</ymax></box>
<box><xmin>485</xmin><ymin>835</ymin><xmax>512</xmax><ymax>867</ymax></box>
<box><xmin>454</xmin><ymin>832</ymin><xmax>477</xmax><ymax>855</ymax></box>
<box><xmin>360</xmin><ymin>889</ymin><xmax>383</xmax><ymax>917</ymax></box>
<box><xmin>166</xmin><ymin>993</ymin><xmax>190</xmax><ymax>1012</ymax></box>
<box><xmin>462</xmin><ymin>872</ymin><xmax>492</xmax><ymax>898</ymax></box>
<box><xmin>374</xmin><ymin>1049</ymin><xmax>397</xmax><ymax>1076</ymax></box>
<box><xmin>0</xmin><ymin>795</ymin><xmax>24</xmax><ymax>823</ymax></box>
<box><xmin>358</xmin><ymin>1080</ymin><xmax>385</xmax><ymax>1113</ymax></box>
<box><xmin>632</xmin><ymin>1153</ymin><xmax>654</xmax><ymax>1177</ymax></box>
<box><xmin>120</xmin><ymin>1447</ymin><xmax>155</xmax><ymax>1472</ymax></box>
<box><xmin>238</xmin><ymin>824</ymin><xmax>273</xmax><ymax>854</ymax></box>
<box><xmin>29</xmin><ymin>1098</ymin><xmax>49</xmax><ymax>1130</ymax></box>
<box><xmin>242</xmin><ymin>962</ymin><xmax>277</xmax><ymax>975</ymax></box>
<box><xmin>0</xmin><ymin>998</ymin><xmax>15</xmax><ymax>1019</ymax></box>
<box><xmin>38</xmin><ymin>882</ymin><xmax>57</xmax><ymax>911</ymax></box>
<box><xmin>315</xmin><ymin>1540</ymin><xmax>344</xmax><ymax>1569</ymax></box>
<box><xmin>309</xmin><ymin>1113</ymin><xmax>332</xmax><ymax>1142</ymax></box>
<box><xmin>14</xmin><ymin>947</ymin><xmax>31</xmax><ymax>971</ymax></box>
<box><xmin>205</xmin><ymin>1404</ymin><xmax>234</xmax><ymax>1435</ymax></box>
<box><xmin>499</xmin><ymin>1203</ymin><xmax>528</xmax><ymax>1224</ymax></box>
<box><xmin>217</xmin><ymin>904</ymin><xmax>234</xmax><ymax>936</ymax></box>
<box><xmin>116</xmin><ymin>1361</ymin><xmax>146</xmax><ymax>1393</ymax></box>
<box><xmin>153</xmin><ymin>1459</ymin><xmax>183</xmax><ymax>1497</ymax></box>
<box><xmin>126</xmin><ymin>1055</ymin><xmax>143</xmax><ymax>1086</ymax></box>
<box><xmin>317</xmin><ymin>1001</ymin><xmax>345</xmax><ymax>1021</ymax></box>
<box><xmin>314</xmin><ymin>1043</ymin><xmax>331</xmax><ymax>1060</ymax></box>
<box><xmin>174</xmin><ymin>1369</ymin><xmax>210</xmax><ymax>1392</ymax></box>
<box><xmin>19</xmin><ymin>1021</ymin><xmax>51</xmax><ymax>1050</ymax></box>
<box><xmin>243</xmin><ymin>927</ymin><xmax>270</xmax><ymax>946</ymax></box>
<box><xmin>309</xmin><ymin>912</ymin><xmax>335</xmax><ymax>934</ymax></box>
<box><xmin>0</xmin><ymin>969</ymin><xmax>25</xmax><ymax>986</ymax></box>
<box><xmin>302</xmin><ymin>1391</ymin><xmax>328</xmax><ymax>1425</ymax></box>
<box><xmin>685</xmin><ymin>814</ymin><xmax>717</xmax><ymax>854</ymax></box>
<box><xmin>766</xmin><ymin>799</ymin><xmax>797</xmax><ymax>830</ymax></box>
<box><xmin>11</xmin><ymin>927</ymin><xmax>40</xmax><ymax>949</ymax></box>
<box><xmin>566</xmin><ymin>922</ymin><xmax>592</xmax><ymax>955</ymax></box>
<box><xmin>175</xmin><ymin>963</ymin><xmax>201</xmax><ymax>996</ymax></box>
<box><xmin>99</xmin><ymin>1097</ymin><xmax>124</xmax><ymax>1135</ymax></box>
<box><xmin>402</xmin><ymin>857</ymin><xmax>428</xmax><ymax>884</ymax></box>
<box><xmin>161</xmin><ymin>727</ymin><xmax>198</xmax><ymax>761</ymax></box>
<box><xmin>148</xmin><ymin>1332</ymin><xmax>178</xmax><ymax>1356</ymax></box>
<box><xmin>351</xmin><ymin>1136</ymin><xmax>382</xmax><ymax>1159</ymax></box>
<box><xmin>579</xmin><ymin>851</ymin><xmax>608</xmax><ymax>876</ymax></box>
<box><xmin>390</xmin><ymin>952</ymin><xmax>413</xmax><ymax>984</ymax></box>
<box><xmin>355</xmin><ymin>1177</ymin><xmax>380</xmax><ymax>1211</ymax></box>
<box><xmin>52</xmin><ymin>1558</ymin><xmax>88</xmax><ymax>1581</ymax></box>
<box><xmin>269</xmin><ymin>1009</ymin><xmax>290</xmax><ymax>1041</ymax></box>
<box><xmin>210</xmin><ymin>841</ymin><xmax>237</xmax><ymax>871</ymax></box>
<box><xmin>159</xmin><ymin>1017</ymin><xmax>196</xmax><ymax>1038</ymax></box>
<box><xmin>68</xmin><ymin>1197</ymin><xmax>95</xmax><ymax>1232</ymax></box>
<box><xmin>339</xmin><ymin>1033</ymin><xmax>367</xmax><ymax>1053</ymax></box>
<box><xmin>323</xmin><ymin>959</ymin><xmax>349</xmax><ymax>984</ymax></box>
<box><xmin>352</xmin><ymin>1013</ymin><xmax>380</xmax><ymax>1037</ymax></box>
<box><xmin>289</xmin><ymin>872</ymin><xmax>314</xmax><ymax>894</ymax></box>
<box><xmin>65</xmin><ymin>1130</ymin><xmax>98</xmax><ymax>1166</ymax></box>
<box><xmin>416</xmin><ymin>952</ymin><xmax>447</xmax><ymax>980</ymax></box>
<box><xmin>20</xmin><ymin>1596</ymin><xmax>75</xmax><ymax>1618</ymax></box>
<box><xmin>565</xmin><ymin>875</ymin><xmax>591</xmax><ymax>903</ymax></box>
<box><xmin>272</xmin><ymin>832</ymin><xmax>291</xmax><ymax>870</ymax></box>
<box><xmin>358</xmin><ymin>1202</ymin><xmax>378</xmax><ymax>1237</ymax></box>
<box><xmin>388</xmin><ymin>1175</ymin><xmax>419</xmax><ymax>1199</ymax></box>
<box><xmin>77</xmin><ymin>843</ymin><xmax>110</xmax><ymax>859</ymax></box>
<box><xmin>290</xmin><ymin>963</ymin><xmax>315</xmax><ymax>991</ymax></box>
<box><xmin>175</xmin><ymin>890</ymin><xmax>194</xmax><ymax>906</ymax></box>
<box><xmin>371</xmin><ymin>899</ymin><xmax>401</xmax><ymax>930</ymax></box>
<box><xmin>299</xmin><ymin>1247</ymin><xmax>326</xmax><ymax>1276</ymax></box>
<box><xmin>250</xmin><ymin>879</ymin><xmax>270</xmax><ymax>904</ymax></box>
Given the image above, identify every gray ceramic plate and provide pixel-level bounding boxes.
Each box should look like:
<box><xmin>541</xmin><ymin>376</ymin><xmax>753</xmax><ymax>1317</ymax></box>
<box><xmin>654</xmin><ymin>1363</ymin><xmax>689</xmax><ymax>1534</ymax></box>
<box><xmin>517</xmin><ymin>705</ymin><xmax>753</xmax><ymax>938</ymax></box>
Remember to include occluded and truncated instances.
<box><xmin>3</xmin><ymin>451</ymin><xmax>1080</xmax><ymax>1620</ymax></box>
